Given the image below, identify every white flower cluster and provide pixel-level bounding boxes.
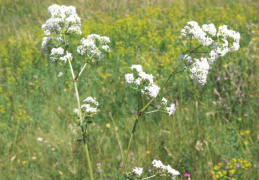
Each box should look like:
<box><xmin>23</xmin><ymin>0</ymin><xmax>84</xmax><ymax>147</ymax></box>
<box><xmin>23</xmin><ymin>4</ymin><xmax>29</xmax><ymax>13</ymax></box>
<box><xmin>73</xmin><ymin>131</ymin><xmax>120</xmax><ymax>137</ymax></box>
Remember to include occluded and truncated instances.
<box><xmin>42</xmin><ymin>4</ymin><xmax>82</xmax><ymax>36</ymax></box>
<box><xmin>216</xmin><ymin>25</ymin><xmax>240</xmax><ymax>55</ymax></box>
<box><xmin>41</xmin><ymin>5</ymin><xmax>81</xmax><ymax>63</ymax></box>
<box><xmin>160</xmin><ymin>98</ymin><xmax>176</xmax><ymax>116</ymax></box>
<box><xmin>41</xmin><ymin>36</ymin><xmax>67</xmax><ymax>56</ymax></box>
<box><xmin>161</xmin><ymin>97</ymin><xmax>167</xmax><ymax>106</ymax></box>
<box><xmin>132</xmin><ymin>167</ymin><xmax>143</xmax><ymax>177</ymax></box>
<box><xmin>179</xmin><ymin>21</ymin><xmax>240</xmax><ymax>85</ymax></box>
<box><xmin>180</xmin><ymin>21</ymin><xmax>240</xmax><ymax>65</ymax></box>
<box><xmin>73</xmin><ymin>97</ymin><xmax>99</xmax><ymax>117</ymax></box>
<box><xmin>125</xmin><ymin>65</ymin><xmax>160</xmax><ymax>98</ymax></box>
<box><xmin>165</xmin><ymin>103</ymin><xmax>176</xmax><ymax>116</ymax></box>
<box><xmin>77</xmin><ymin>34</ymin><xmax>110</xmax><ymax>59</ymax></box>
<box><xmin>59</xmin><ymin>51</ymin><xmax>73</xmax><ymax>63</ymax></box>
<box><xmin>152</xmin><ymin>159</ymin><xmax>180</xmax><ymax>177</ymax></box>
<box><xmin>179</xmin><ymin>55</ymin><xmax>210</xmax><ymax>85</ymax></box>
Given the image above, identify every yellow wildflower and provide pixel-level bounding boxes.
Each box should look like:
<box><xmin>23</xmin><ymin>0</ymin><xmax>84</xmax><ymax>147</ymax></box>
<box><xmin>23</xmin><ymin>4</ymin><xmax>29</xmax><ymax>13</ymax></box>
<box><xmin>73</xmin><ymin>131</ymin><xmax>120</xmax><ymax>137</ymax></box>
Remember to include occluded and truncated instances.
<box><xmin>229</xmin><ymin>169</ymin><xmax>236</xmax><ymax>174</ymax></box>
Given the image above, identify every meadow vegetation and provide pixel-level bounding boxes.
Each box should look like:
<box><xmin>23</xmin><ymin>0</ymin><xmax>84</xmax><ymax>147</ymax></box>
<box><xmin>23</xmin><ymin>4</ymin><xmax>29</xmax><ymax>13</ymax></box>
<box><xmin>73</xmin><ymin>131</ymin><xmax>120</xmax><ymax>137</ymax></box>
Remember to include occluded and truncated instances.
<box><xmin>0</xmin><ymin>0</ymin><xmax>258</xmax><ymax>179</ymax></box>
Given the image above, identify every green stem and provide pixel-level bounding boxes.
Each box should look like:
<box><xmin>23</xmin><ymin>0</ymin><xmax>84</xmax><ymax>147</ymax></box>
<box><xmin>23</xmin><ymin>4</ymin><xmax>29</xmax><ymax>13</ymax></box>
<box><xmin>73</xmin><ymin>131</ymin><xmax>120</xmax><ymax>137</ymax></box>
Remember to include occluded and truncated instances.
<box><xmin>69</xmin><ymin>59</ymin><xmax>94</xmax><ymax>180</ymax></box>
<box><xmin>121</xmin><ymin>45</ymin><xmax>203</xmax><ymax>176</ymax></box>
<box><xmin>76</xmin><ymin>45</ymin><xmax>102</xmax><ymax>81</ymax></box>
<box><xmin>122</xmin><ymin>131</ymin><xmax>135</xmax><ymax>175</ymax></box>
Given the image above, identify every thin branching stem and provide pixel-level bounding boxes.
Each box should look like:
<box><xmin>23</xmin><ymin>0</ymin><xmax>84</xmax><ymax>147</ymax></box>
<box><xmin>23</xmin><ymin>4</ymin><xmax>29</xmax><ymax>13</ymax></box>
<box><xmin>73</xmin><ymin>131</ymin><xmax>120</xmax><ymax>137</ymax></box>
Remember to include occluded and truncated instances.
<box><xmin>121</xmin><ymin>45</ymin><xmax>203</xmax><ymax>176</ymax></box>
<box><xmin>76</xmin><ymin>45</ymin><xmax>102</xmax><ymax>81</ymax></box>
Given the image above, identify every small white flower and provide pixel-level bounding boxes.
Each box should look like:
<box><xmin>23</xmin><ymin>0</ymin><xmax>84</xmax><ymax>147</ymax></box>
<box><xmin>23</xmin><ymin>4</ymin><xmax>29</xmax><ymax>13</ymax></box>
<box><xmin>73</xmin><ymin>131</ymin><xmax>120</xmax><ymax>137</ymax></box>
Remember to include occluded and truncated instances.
<box><xmin>202</xmin><ymin>23</ymin><xmax>217</xmax><ymax>36</ymax></box>
<box><xmin>152</xmin><ymin>159</ymin><xmax>164</xmax><ymax>168</ymax></box>
<box><xmin>166</xmin><ymin>103</ymin><xmax>176</xmax><ymax>116</ymax></box>
<box><xmin>57</xmin><ymin>72</ymin><xmax>63</xmax><ymax>77</ymax></box>
<box><xmin>189</xmin><ymin>58</ymin><xmax>210</xmax><ymax>85</ymax></box>
<box><xmin>51</xmin><ymin>47</ymin><xmax>64</xmax><ymax>56</ymax></box>
<box><xmin>135</xmin><ymin>78</ymin><xmax>142</xmax><ymax>85</ymax></box>
<box><xmin>125</xmin><ymin>73</ymin><xmax>134</xmax><ymax>84</ymax></box>
<box><xmin>37</xmin><ymin>137</ymin><xmax>43</xmax><ymax>142</ymax></box>
<box><xmin>73</xmin><ymin>108</ymin><xmax>80</xmax><ymax>115</ymax></box>
<box><xmin>77</xmin><ymin>34</ymin><xmax>110</xmax><ymax>58</ymax></box>
<box><xmin>83</xmin><ymin>97</ymin><xmax>99</xmax><ymax>106</ymax></box>
<box><xmin>130</xmin><ymin>64</ymin><xmax>143</xmax><ymax>73</ymax></box>
<box><xmin>60</xmin><ymin>51</ymin><xmax>72</xmax><ymax>63</ymax></box>
<box><xmin>161</xmin><ymin>97</ymin><xmax>167</xmax><ymax>106</ymax></box>
<box><xmin>143</xmin><ymin>84</ymin><xmax>160</xmax><ymax>98</ymax></box>
<box><xmin>132</xmin><ymin>167</ymin><xmax>143</xmax><ymax>176</ymax></box>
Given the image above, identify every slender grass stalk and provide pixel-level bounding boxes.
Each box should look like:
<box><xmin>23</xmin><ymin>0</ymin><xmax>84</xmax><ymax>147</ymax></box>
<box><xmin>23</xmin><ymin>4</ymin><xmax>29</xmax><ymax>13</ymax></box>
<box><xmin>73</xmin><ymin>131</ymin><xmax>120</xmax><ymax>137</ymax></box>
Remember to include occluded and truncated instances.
<box><xmin>121</xmin><ymin>45</ymin><xmax>202</xmax><ymax>175</ymax></box>
<box><xmin>109</xmin><ymin>112</ymin><xmax>124</xmax><ymax>160</ymax></box>
<box><xmin>12</xmin><ymin>116</ymin><xmax>20</xmax><ymax>152</ymax></box>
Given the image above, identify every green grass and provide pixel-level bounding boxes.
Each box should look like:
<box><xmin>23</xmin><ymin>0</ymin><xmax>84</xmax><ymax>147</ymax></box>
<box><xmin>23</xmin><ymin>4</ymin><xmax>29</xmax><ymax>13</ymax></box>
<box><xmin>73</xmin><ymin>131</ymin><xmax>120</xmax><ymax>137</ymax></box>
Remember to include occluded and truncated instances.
<box><xmin>0</xmin><ymin>0</ymin><xmax>258</xmax><ymax>179</ymax></box>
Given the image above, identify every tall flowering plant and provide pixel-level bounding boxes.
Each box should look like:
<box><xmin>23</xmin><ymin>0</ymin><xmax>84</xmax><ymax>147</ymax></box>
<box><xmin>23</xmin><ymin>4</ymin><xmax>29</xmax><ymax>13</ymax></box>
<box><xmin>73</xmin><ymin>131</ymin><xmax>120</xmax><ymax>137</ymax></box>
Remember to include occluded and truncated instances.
<box><xmin>41</xmin><ymin>4</ymin><xmax>241</xmax><ymax>179</ymax></box>
<box><xmin>41</xmin><ymin>5</ymin><xmax>110</xmax><ymax>180</ymax></box>
<box><xmin>121</xmin><ymin>21</ymin><xmax>240</xmax><ymax>179</ymax></box>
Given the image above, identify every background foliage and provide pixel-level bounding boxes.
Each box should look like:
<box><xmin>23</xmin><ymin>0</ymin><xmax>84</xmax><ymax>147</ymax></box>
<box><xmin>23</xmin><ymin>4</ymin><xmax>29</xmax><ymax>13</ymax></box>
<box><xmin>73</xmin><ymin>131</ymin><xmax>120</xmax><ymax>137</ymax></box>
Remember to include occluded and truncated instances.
<box><xmin>0</xmin><ymin>0</ymin><xmax>258</xmax><ymax>179</ymax></box>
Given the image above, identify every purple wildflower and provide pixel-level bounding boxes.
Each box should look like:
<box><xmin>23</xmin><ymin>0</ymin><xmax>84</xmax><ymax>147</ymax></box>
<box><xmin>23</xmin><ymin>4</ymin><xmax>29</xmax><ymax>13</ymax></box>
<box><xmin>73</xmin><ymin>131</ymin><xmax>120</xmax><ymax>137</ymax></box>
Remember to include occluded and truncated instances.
<box><xmin>184</xmin><ymin>173</ymin><xmax>191</xmax><ymax>177</ymax></box>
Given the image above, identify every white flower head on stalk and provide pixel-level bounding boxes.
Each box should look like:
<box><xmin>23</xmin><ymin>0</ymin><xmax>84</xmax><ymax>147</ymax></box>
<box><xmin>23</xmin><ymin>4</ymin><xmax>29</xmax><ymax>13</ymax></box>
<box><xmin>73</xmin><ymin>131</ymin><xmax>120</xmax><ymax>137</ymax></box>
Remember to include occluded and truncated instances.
<box><xmin>81</xmin><ymin>97</ymin><xmax>99</xmax><ymax>115</ymax></box>
<box><xmin>73</xmin><ymin>108</ymin><xmax>81</xmax><ymax>116</ymax></box>
<box><xmin>189</xmin><ymin>57</ymin><xmax>210</xmax><ymax>85</ymax></box>
<box><xmin>42</xmin><ymin>4</ymin><xmax>82</xmax><ymax>36</ymax></box>
<box><xmin>130</xmin><ymin>64</ymin><xmax>143</xmax><ymax>73</ymax></box>
<box><xmin>166</xmin><ymin>165</ymin><xmax>180</xmax><ymax>176</ymax></box>
<box><xmin>125</xmin><ymin>73</ymin><xmax>134</xmax><ymax>84</ymax></box>
<box><xmin>125</xmin><ymin>64</ymin><xmax>160</xmax><ymax>98</ymax></box>
<box><xmin>132</xmin><ymin>167</ymin><xmax>143</xmax><ymax>177</ymax></box>
<box><xmin>202</xmin><ymin>23</ymin><xmax>217</xmax><ymax>36</ymax></box>
<box><xmin>152</xmin><ymin>159</ymin><xmax>180</xmax><ymax>178</ymax></box>
<box><xmin>83</xmin><ymin>97</ymin><xmax>99</xmax><ymax>107</ymax></box>
<box><xmin>41</xmin><ymin>36</ymin><xmax>67</xmax><ymax>56</ymax></box>
<box><xmin>50</xmin><ymin>47</ymin><xmax>64</xmax><ymax>62</ymax></box>
<box><xmin>142</xmin><ymin>83</ymin><xmax>160</xmax><ymax>98</ymax></box>
<box><xmin>77</xmin><ymin>34</ymin><xmax>110</xmax><ymax>59</ymax></box>
<box><xmin>74</xmin><ymin>97</ymin><xmax>99</xmax><ymax>118</ymax></box>
<box><xmin>60</xmin><ymin>51</ymin><xmax>73</xmax><ymax>63</ymax></box>
<box><xmin>161</xmin><ymin>97</ymin><xmax>167</xmax><ymax>106</ymax></box>
<box><xmin>179</xmin><ymin>21</ymin><xmax>240</xmax><ymax>84</ymax></box>
<box><xmin>166</xmin><ymin>103</ymin><xmax>176</xmax><ymax>116</ymax></box>
<box><xmin>217</xmin><ymin>25</ymin><xmax>240</xmax><ymax>54</ymax></box>
<box><xmin>152</xmin><ymin>159</ymin><xmax>164</xmax><ymax>168</ymax></box>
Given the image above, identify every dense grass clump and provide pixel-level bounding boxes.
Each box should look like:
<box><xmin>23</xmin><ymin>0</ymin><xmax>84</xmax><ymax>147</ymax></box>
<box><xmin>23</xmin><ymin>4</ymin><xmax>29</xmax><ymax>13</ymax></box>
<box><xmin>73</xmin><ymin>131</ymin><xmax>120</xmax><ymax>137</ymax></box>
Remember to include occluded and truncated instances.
<box><xmin>0</xmin><ymin>0</ymin><xmax>258</xmax><ymax>179</ymax></box>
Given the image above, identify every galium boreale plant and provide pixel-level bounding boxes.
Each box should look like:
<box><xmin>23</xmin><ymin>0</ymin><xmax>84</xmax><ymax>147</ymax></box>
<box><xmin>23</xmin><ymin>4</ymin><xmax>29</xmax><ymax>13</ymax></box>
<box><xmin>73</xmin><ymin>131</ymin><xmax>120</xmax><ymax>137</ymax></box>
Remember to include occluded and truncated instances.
<box><xmin>121</xmin><ymin>21</ymin><xmax>240</xmax><ymax>179</ymax></box>
<box><xmin>41</xmin><ymin>5</ymin><xmax>110</xmax><ymax>180</ymax></box>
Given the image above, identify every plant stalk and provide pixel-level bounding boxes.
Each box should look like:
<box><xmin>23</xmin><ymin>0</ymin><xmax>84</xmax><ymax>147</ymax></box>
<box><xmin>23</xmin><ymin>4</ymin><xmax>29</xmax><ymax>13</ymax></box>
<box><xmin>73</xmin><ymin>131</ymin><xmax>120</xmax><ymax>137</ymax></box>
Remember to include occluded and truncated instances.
<box><xmin>121</xmin><ymin>45</ymin><xmax>202</xmax><ymax>176</ymax></box>
<box><xmin>69</xmin><ymin>60</ymin><xmax>94</xmax><ymax>180</ymax></box>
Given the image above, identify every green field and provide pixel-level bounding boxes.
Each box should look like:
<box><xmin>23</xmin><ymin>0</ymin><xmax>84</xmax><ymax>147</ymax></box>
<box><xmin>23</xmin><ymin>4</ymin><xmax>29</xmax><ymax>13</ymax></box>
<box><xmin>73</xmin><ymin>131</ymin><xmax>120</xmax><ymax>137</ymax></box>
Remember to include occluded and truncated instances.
<box><xmin>0</xmin><ymin>0</ymin><xmax>258</xmax><ymax>179</ymax></box>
